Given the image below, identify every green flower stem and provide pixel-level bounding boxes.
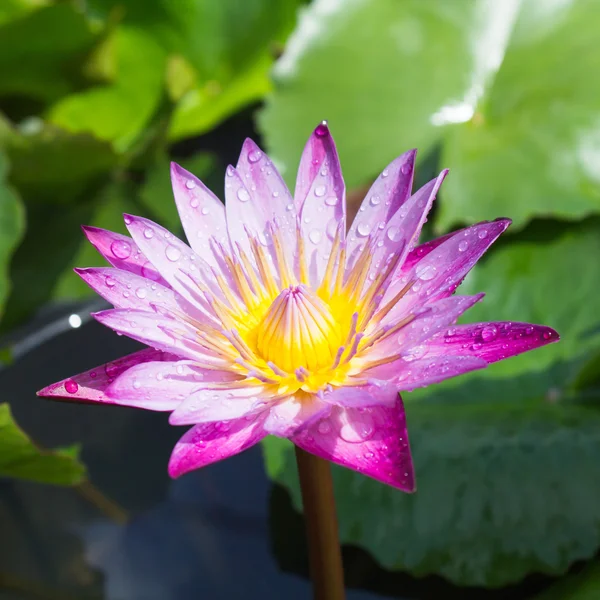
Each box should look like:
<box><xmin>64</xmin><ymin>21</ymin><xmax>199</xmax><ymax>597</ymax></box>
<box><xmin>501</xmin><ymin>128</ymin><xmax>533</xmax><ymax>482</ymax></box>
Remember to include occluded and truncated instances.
<box><xmin>294</xmin><ymin>446</ymin><xmax>345</xmax><ymax>600</ymax></box>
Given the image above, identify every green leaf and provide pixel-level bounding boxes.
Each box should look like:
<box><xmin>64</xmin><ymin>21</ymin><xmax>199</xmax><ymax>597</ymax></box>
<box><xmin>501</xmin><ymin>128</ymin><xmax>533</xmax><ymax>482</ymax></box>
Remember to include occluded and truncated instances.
<box><xmin>0</xmin><ymin>403</ymin><xmax>86</xmax><ymax>485</ymax></box>
<box><xmin>48</xmin><ymin>26</ymin><xmax>167</xmax><ymax>152</ymax></box>
<box><xmin>0</xmin><ymin>0</ymin><xmax>49</xmax><ymax>26</ymax></box>
<box><xmin>0</xmin><ymin>120</ymin><xmax>118</xmax><ymax>204</ymax></box>
<box><xmin>260</xmin><ymin>0</ymin><xmax>600</xmax><ymax>230</ymax></box>
<box><xmin>138</xmin><ymin>152</ymin><xmax>216</xmax><ymax>233</ymax></box>
<box><xmin>0</xmin><ymin>151</ymin><xmax>25</xmax><ymax>318</ymax></box>
<box><xmin>85</xmin><ymin>0</ymin><xmax>300</xmax><ymax>139</ymax></box>
<box><xmin>264</xmin><ymin>219</ymin><xmax>600</xmax><ymax>587</ymax></box>
<box><xmin>534</xmin><ymin>563</ymin><xmax>600</xmax><ymax>600</ymax></box>
<box><xmin>0</xmin><ymin>4</ymin><xmax>101</xmax><ymax>102</ymax></box>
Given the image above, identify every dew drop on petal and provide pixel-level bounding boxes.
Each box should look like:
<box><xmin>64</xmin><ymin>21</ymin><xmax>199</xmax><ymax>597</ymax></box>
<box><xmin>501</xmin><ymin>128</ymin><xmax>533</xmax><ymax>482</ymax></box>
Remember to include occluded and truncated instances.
<box><xmin>237</xmin><ymin>188</ymin><xmax>250</xmax><ymax>202</ymax></box>
<box><xmin>324</xmin><ymin>196</ymin><xmax>338</xmax><ymax>206</ymax></box>
<box><xmin>133</xmin><ymin>379</ymin><xmax>141</xmax><ymax>389</ymax></box>
<box><xmin>165</xmin><ymin>245</ymin><xmax>181</xmax><ymax>262</ymax></box>
<box><xmin>478</xmin><ymin>229</ymin><xmax>488</xmax><ymax>239</ymax></box>
<box><xmin>402</xmin><ymin>344</ymin><xmax>427</xmax><ymax>361</ymax></box>
<box><xmin>143</xmin><ymin>227</ymin><xmax>154</xmax><ymax>239</ymax></box>
<box><xmin>370</xmin><ymin>195</ymin><xmax>381</xmax><ymax>206</ymax></box>
<box><xmin>381</xmin><ymin>168</ymin><xmax>389</xmax><ymax>178</ymax></box>
<box><xmin>105</xmin><ymin>275</ymin><xmax>116</xmax><ymax>287</ymax></box>
<box><xmin>386</xmin><ymin>226</ymin><xmax>401</xmax><ymax>242</ymax></box>
<box><xmin>458</xmin><ymin>240</ymin><xmax>469</xmax><ymax>252</ymax></box>
<box><xmin>357</xmin><ymin>222</ymin><xmax>371</xmax><ymax>237</ymax></box>
<box><xmin>111</xmin><ymin>240</ymin><xmax>131</xmax><ymax>259</ymax></box>
<box><xmin>248</xmin><ymin>150</ymin><xmax>262</xmax><ymax>163</ymax></box>
<box><xmin>64</xmin><ymin>379</ymin><xmax>79</xmax><ymax>394</ymax></box>
<box><xmin>340</xmin><ymin>413</ymin><xmax>375</xmax><ymax>443</ymax></box>
<box><xmin>201</xmin><ymin>206</ymin><xmax>209</xmax><ymax>215</ymax></box>
<box><xmin>123</xmin><ymin>215</ymin><xmax>132</xmax><ymax>225</ymax></box>
<box><xmin>481</xmin><ymin>325</ymin><xmax>497</xmax><ymax>342</ymax></box>
<box><xmin>401</xmin><ymin>162</ymin><xmax>411</xmax><ymax>175</ymax></box>
<box><xmin>314</xmin><ymin>185</ymin><xmax>327</xmax><ymax>197</ymax></box>
<box><xmin>317</xmin><ymin>421</ymin><xmax>331</xmax><ymax>434</ymax></box>
<box><xmin>315</xmin><ymin>122</ymin><xmax>328</xmax><ymax>137</ymax></box>
<box><xmin>415</xmin><ymin>263</ymin><xmax>436</xmax><ymax>280</ymax></box>
<box><xmin>286</xmin><ymin>203</ymin><xmax>294</xmax><ymax>211</ymax></box>
<box><xmin>185</xmin><ymin>179</ymin><xmax>196</xmax><ymax>190</ymax></box>
<box><xmin>135</xmin><ymin>287</ymin><xmax>147</xmax><ymax>299</ymax></box>
<box><xmin>309</xmin><ymin>230</ymin><xmax>322</xmax><ymax>244</ymax></box>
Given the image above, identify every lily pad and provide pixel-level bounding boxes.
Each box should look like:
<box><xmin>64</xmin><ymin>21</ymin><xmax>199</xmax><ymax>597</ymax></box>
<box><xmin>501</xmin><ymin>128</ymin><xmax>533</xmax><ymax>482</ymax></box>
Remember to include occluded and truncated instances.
<box><xmin>0</xmin><ymin>403</ymin><xmax>86</xmax><ymax>485</ymax></box>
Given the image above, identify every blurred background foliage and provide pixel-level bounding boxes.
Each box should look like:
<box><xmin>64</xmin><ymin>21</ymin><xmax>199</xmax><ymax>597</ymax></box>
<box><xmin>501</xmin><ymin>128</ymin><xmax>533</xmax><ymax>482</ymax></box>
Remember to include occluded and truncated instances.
<box><xmin>1</xmin><ymin>0</ymin><xmax>600</xmax><ymax>598</ymax></box>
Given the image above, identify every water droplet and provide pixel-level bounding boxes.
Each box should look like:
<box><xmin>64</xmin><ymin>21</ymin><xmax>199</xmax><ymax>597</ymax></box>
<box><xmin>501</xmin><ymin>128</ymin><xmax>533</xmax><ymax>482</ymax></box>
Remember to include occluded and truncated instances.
<box><xmin>386</xmin><ymin>226</ymin><xmax>401</xmax><ymax>242</ymax></box>
<box><xmin>248</xmin><ymin>150</ymin><xmax>262</xmax><ymax>163</ymax></box>
<box><xmin>272</xmin><ymin>191</ymin><xmax>279</xmax><ymax>198</ymax></box>
<box><xmin>369</xmin><ymin>195</ymin><xmax>381</xmax><ymax>206</ymax></box>
<box><xmin>111</xmin><ymin>240</ymin><xmax>131</xmax><ymax>259</ymax></box>
<box><xmin>458</xmin><ymin>240</ymin><xmax>469</xmax><ymax>252</ymax></box>
<box><xmin>105</xmin><ymin>275</ymin><xmax>116</xmax><ymax>287</ymax></box>
<box><xmin>401</xmin><ymin>162</ymin><xmax>411</xmax><ymax>175</ymax></box>
<box><xmin>237</xmin><ymin>188</ymin><xmax>250</xmax><ymax>202</ymax></box>
<box><xmin>90</xmin><ymin>371</ymin><xmax>97</xmax><ymax>379</ymax></box>
<box><xmin>185</xmin><ymin>179</ymin><xmax>196</xmax><ymax>190</ymax></box>
<box><xmin>65</xmin><ymin>380</ymin><xmax>78</xmax><ymax>394</ymax></box>
<box><xmin>226</xmin><ymin>165</ymin><xmax>235</xmax><ymax>177</ymax></box>
<box><xmin>403</xmin><ymin>345</ymin><xmax>426</xmax><ymax>361</ymax></box>
<box><xmin>165</xmin><ymin>245</ymin><xmax>181</xmax><ymax>261</ymax></box>
<box><xmin>542</xmin><ymin>330</ymin><xmax>552</xmax><ymax>340</ymax></box>
<box><xmin>357</xmin><ymin>222</ymin><xmax>371</xmax><ymax>237</ymax></box>
<box><xmin>309</xmin><ymin>230</ymin><xmax>322</xmax><ymax>244</ymax></box>
<box><xmin>381</xmin><ymin>168</ymin><xmax>389</xmax><ymax>178</ymax></box>
<box><xmin>315</xmin><ymin>122</ymin><xmax>328</xmax><ymax>137</ymax></box>
<box><xmin>176</xmin><ymin>364</ymin><xmax>184</xmax><ymax>375</ymax></box>
<box><xmin>340</xmin><ymin>413</ymin><xmax>374</xmax><ymax>443</ymax></box>
<box><xmin>286</xmin><ymin>203</ymin><xmax>294</xmax><ymax>211</ymax></box>
<box><xmin>318</xmin><ymin>421</ymin><xmax>331</xmax><ymax>434</ymax></box>
<box><xmin>525</xmin><ymin>326</ymin><xmax>534</xmax><ymax>335</ymax></box>
<box><xmin>133</xmin><ymin>379</ymin><xmax>141</xmax><ymax>389</ymax></box>
<box><xmin>190</xmin><ymin>198</ymin><xmax>199</xmax><ymax>208</ymax></box>
<box><xmin>481</xmin><ymin>325</ymin><xmax>497</xmax><ymax>342</ymax></box>
<box><xmin>478</xmin><ymin>229</ymin><xmax>488</xmax><ymax>239</ymax></box>
<box><xmin>415</xmin><ymin>263</ymin><xmax>436</xmax><ymax>280</ymax></box>
<box><xmin>314</xmin><ymin>185</ymin><xmax>327</xmax><ymax>197</ymax></box>
<box><xmin>143</xmin><ymin>227</ymin><xmax>154</xmax><ymax>239</ymax></box>
<box><xmin>135</xmin><ymin>287</ymin><xmax>147</xmax><ymax>299</ymax></box>
<box><xmin>123</xmin><ymin>215</ymin><xmax>132</xmax><ymax>225</ymax></box>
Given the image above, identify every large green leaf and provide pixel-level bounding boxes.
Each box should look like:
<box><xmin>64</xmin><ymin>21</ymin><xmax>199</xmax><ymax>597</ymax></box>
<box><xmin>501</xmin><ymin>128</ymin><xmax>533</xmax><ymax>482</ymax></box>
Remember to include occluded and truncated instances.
<box><xmin>0</xmin><ymin>4</ymin><xmax>101</xmax><ymax>102</ymax></box>
<box><xmin>263</xmin><ymin>219</ymin><xmax>600</xmax><ymax>587</ymax></box>
<box><xmin>0</xmin><ymin>403</ymin><xmax>85</xmax><ymax>485</ymax></box>
<box><xmin>534</xmin><ymin>563</ymin><xmax>600</xmax><ymax>600</ymax></box>
<box><xmin>0</xmin><ymin>151</ymin><xmax>25</xmax><ymax>318</ymax></box>
<box><xmin>260</xmin><ymin>0</ymin><xmax>600</xmax><ymax>230</ymax></box>
<box><xmin>48</xmin><ymin>26</ymin><xmax>167</xmax><ymax>152</ymax></box>
<box><xmin>86</xmin><ymin>0</ymin><xmax>300</xmax><ymax>140</ymax></box>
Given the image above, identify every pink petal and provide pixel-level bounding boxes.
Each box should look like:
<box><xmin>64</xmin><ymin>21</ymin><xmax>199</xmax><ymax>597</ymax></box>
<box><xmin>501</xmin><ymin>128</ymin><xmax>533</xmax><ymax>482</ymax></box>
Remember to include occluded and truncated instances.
<box><xmin>168</xmin><ymin>414</ymin><xmax>267</xmax><ymax>478</ymax></box>
<box><xmin>298</xmin><ymin>123</ymin><xmax>346</xmax><ymax>287</ymax></box>
<box><xmin>346</xmin><ymin>149</ymin><xmax>416</xmax><ymax>261</ymax></box>
<box><xmin>400</xmin><ymin>231</ymin><xmax>454</xmax><ymax>274</ymax></box>
<box><xmin>263</xmin><ymin>395</ymin><xmax>331</xmax><ymax>436</ymax></box>
<box><xmin>168</xmin><ymin>385</ymin><xmax>269</xmax><ymax>425</ymax></box>
<box><xmin>82</xmin><ymin>226</ymin><xmax>166</xmax><ymax>285</ymax></box>
<box><xmin>292</xmin><ymin>399</ymin><xmax>415</xmax><ymax>492</ymax></box>
<box><xmin>426</xmin><ymin>322</ymin><xmax>560</xmax><ymax>363</ymax></box>
<box><xmin>105</xmin><ymin>360</ymin><xmax>242</xmax><ymax>409</ymax></box>
<box><xmin>124</xmin><ymin>215</ymin><xmax>218</xmax><ymax>323</ymax></box>
<box><xmin>384</xmin><ymin>219</ymin><xmax>511</xmax><ymax>317</ymax></box>
<box><xmin>320</xmin><ymin>380</ymin><xmax>398</xmax><ymax>409</ymax></box>
<box><xmin>93</xmin><ymin>308</ymin><xmax>216</xmax><ymax>362</ymax></box>
<box><xmin>36</xmin><ymin>349</ymin><xmax>176</xmax><ymax>407</ymax></box>
<box><xmin>365</xmin><ymin>354</ymin><xmax>488</xmax><ymax>389</ymax></box>
<box><xmin>170</xmin><ymin>162</ymin><xmax>229</xmax><ymax>266</ymax></box>
<box><xmin>74</xmin><ymin>267</ymin><xmax>201</xmax><ymax>319</ymax></box>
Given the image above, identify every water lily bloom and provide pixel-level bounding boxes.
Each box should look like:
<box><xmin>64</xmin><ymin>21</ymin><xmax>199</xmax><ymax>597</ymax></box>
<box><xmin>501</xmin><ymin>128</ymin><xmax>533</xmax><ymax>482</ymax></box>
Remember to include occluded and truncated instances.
<box><xmin>38</xmin><ymin>123</ymin><xmax>558</xmax><ymax>491</ymax></box>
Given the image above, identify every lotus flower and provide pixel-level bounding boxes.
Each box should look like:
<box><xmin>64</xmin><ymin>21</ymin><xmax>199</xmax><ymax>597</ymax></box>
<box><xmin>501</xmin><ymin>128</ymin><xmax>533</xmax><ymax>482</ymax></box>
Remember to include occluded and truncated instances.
<box><xmin>38</xmin><ymin>123</ymin><xmax>558</xmax><ymax>491</ymax></box>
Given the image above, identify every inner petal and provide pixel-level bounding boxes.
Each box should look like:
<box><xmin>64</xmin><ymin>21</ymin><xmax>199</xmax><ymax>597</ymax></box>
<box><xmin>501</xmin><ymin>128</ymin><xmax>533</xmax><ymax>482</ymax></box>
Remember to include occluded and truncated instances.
<box><xmin>255</xmin><ymin>285</ymin><xmax>342</xmax><ymax>373</ymax></box>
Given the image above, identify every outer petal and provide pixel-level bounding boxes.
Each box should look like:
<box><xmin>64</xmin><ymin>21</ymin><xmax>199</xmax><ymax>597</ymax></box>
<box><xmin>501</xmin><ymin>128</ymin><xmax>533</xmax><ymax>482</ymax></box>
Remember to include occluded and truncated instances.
<box><xmin>292</xmin><ymin>398</ymin><xmax>415</xmax><ymax>491</ymax></box>
<box><xmin>36</xmin><ymin>349</ymin><xmax>176</xmax><ymax>407</ymax></box>
<box><xmin>263</xmin><ymin>395</ymin><xmax>330</xmax><ymax>436</ymax></box>
<box><xmin>320</xmin><ymin>380</ymin><xmax>398</xmax><ymax>408</ymax></box>
<box><xmin>74</xmin><ymin>267</ymin><xmax>202</xmax><ymax>321</ymax></box>
<box><xmin>106</xmin><ymin>360</ymin><xmax>242</xmax><ymax>409</ymax></box>
<box><xmin>170</xmin><ymin>162</ymin><xmax>229</xmax><ymax>265</ymax></box>
<box><xmin>93</xmin><ymin>308</ymin><xmax>217</xmax><ymax>362</ymax></box>
<box><xmin>364</xmin><ymin>354</ymin><xmax>488</xmax><ymax>389</ymax></box>
<box><xmin>298</xmin><ymin>123</ymin><xmax>346</xmax><ymax>287</ymax></box>
<box><xmin>384</xmin><ymin>219</ymin><xmax>511</xmax><ymax>317</ymax></box>
<box><xmin>169</xmin><ymin>385</ymin><xmax>269</xmax><ymax>425</ymax></box>
<box><xmin>168</xmin><ymin>413</ymin><xmax>268</xmax><ymax>478</ymax></box>
<box><xmin>426</xmin><ymin>322</ymin><xmax>560</xmax><ymax>362</ymax></box>
<box><xmin>82</xmin><ymin>226</ymin><xmax>166</xmax><ymax>285</ymax></box>
<box><xmin>346</xmin><ymin>150</ymin><xmax>417</xmax><ymax>263</ymax></box>
<box><xmin>124</xmin><ymin>215</ymin><xmax>218</xmax><ymax>323</ymax></box>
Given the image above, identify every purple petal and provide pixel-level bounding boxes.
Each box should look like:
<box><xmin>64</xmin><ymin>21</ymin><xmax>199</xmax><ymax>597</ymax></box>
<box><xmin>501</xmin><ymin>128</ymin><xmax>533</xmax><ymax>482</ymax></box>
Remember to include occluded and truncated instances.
<box><xmin>263</xmin><ymin>395</ymin><xmax>331</xmax><ymax>436</ymax></box>
<box><xmin>385</xmin><ymin>219</ymin><xmax>511</xmax><ymax>317</ymax></box>
<box><xmin>427</xmin><ymin>322</ymin><xmax>560</xmax><ymax>363</ymax></box>
<box><xmin>124</xmin><ymin>215</ymin><xmax>218</xmax><ymax>323</ymax></box>
<box><xmin>320</xmin><ymin>381</ymin><xmax>398</xmax><ymax>408</ymax></box>
<box><xmin>298</xmin><ymin>123</ymin><xmax>346</xmax><ymax>287</ymax></box>
<box><xmin>106</xmin><ymin>360</ymin><xmax>242</xmax><ymax>409</ymax></box>
<box><xmin>168</xmin><ymin>414</ymin><xmax>268</xmax><ymax>477</ymax></box>
<box><xmin>346</xmin><ymin>149</ymin><xmax>416</xmax><ymax>257</ymax></box>
<box><xmin>169</xmin><ymin>385</ymin><xmax>269</xmax><ymax>425</ymax></box>
<box><xmin>170</xmin><ymin>162</ymin><xmax>228</xmax><ymax>266</ymax></box>
<box><xmin>400</xmin><ymin>231</ymin><xmax>455</xmax><ymax>274</ymax></box>
<box><xmin>82</xmin><ymin>226</ymin><xmax>166</xmax><ymax>285</ymax></box>
<box><xmin>93</xmin><ymin>308</ymin><xmax>216</xmax><ymax>362</ymax></box>
<box><xmin>365</xmin><ymin>354</ymin><xmax>488</xmax><ymax>389</ymax></box>
<box><xmin>292</xmin><ymin>399</ymin><xmax>415</xmax><ymax>492</ymax></box>
<box><xmin>36</xmin><ymin>349</ymin><xmax>176</xmax><ymax>407</ymax></box>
